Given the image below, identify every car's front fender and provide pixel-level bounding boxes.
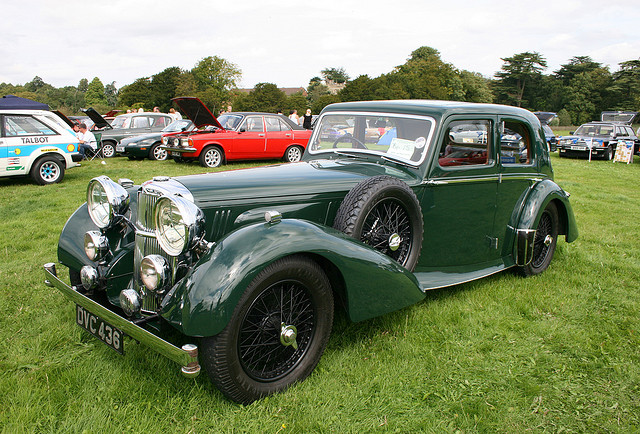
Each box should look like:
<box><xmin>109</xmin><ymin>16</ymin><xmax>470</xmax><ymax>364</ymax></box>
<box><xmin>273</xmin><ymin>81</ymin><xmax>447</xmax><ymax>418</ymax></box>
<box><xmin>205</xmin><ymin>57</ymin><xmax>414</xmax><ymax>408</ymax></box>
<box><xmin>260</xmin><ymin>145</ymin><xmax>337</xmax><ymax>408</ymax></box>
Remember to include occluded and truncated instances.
<box><xmin>161</xmin><ymin>219</ymin><xmax>425</xmax><ymax>337</ymax></box>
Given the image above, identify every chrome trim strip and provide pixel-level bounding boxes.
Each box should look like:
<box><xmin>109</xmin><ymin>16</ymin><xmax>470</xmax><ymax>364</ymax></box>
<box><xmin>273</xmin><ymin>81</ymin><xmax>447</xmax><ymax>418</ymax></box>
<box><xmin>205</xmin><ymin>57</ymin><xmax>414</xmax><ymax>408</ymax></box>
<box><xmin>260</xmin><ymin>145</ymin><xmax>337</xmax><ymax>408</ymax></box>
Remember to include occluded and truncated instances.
<box><xmin>424</xmin><ymin>174</ymin><xmax>547</xmax><ymax>186</ymax></box>
<box><xmin>423</xmin><ymin>175</ymin><xmax>500</xmax><ymax>185</ymax></box>
<box><xmin>44</xmin><ymin>264</ymin><xmax>200</xmax><ymax>376</ymax></box>
<box><xmin>161</xmin><ymin>146</ymin><xmax>197</xmax><ymax>154</ymax></box>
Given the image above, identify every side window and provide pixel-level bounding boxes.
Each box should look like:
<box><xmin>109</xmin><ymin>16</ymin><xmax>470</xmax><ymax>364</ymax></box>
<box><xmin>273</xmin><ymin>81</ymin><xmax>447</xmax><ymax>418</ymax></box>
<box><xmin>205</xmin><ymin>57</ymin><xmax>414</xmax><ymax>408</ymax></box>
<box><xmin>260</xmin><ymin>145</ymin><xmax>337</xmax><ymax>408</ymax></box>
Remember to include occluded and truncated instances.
<box><xmin>244</xmin><ymin>117</ymin><xmax>264</xmax><ymax>132</ymax></box>
<box><xmin>3</xmin><ymin>115</ymin><xmax>57</xmax><ymax>137</ymax></box>
<box><xmin>438</xmin><ymin>120</ymin><xmax>491</xmax><ymax>167</ymax></box>
<box><xmin>152</xmin><ymin>116</ymin><xmax>169</xmax><ymax>128</ymax></box>
<box><xmin>132</xmin><ymin>116</ymin><xmax>150</xmax><ymax>128</ymax></box>
<box><xmin>501</xmin><ymin>120</ymin><xmax>531</xmax><ymax>165</ymax></box>
<box><xmin>616</xmin><ymin>126</ymin><xmax>628</xmax><ymax>137</ymax></box>
<box><xmin>265</xmin><ymin>116</ymin><xmax>285</xmax><ymax>132</ymax></box>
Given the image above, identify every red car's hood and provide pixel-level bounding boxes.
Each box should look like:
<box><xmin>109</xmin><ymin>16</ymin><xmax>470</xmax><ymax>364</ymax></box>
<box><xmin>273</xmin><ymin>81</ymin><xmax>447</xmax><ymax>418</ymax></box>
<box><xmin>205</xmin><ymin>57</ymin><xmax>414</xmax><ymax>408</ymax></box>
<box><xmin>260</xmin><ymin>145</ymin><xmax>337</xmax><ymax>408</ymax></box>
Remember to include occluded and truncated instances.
<box><xmin>171</xmin><ymin>97</ymin><xmax>223</xmax><ymax>129</ymax></box>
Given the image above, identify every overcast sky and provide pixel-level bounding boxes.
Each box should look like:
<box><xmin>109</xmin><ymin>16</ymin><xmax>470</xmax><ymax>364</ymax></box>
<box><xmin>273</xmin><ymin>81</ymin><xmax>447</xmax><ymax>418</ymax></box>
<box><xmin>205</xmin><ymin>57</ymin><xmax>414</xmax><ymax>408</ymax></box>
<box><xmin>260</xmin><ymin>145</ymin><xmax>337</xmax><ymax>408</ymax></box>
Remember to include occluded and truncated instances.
<box><xmin>2</xmin><ymin>0</ymin><xmax>639</xmax><ymax>91</ymax></box>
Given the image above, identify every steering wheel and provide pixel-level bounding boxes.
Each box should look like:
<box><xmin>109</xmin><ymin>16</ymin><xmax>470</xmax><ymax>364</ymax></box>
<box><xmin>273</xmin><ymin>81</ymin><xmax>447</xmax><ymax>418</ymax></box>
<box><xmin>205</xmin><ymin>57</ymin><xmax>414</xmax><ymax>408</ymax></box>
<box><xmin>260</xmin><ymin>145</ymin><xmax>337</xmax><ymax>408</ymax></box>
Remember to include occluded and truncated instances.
<box><xmin>332</xmin><ymin>133</ymin><xmax>368</xmax><ymax>149</ymax></box>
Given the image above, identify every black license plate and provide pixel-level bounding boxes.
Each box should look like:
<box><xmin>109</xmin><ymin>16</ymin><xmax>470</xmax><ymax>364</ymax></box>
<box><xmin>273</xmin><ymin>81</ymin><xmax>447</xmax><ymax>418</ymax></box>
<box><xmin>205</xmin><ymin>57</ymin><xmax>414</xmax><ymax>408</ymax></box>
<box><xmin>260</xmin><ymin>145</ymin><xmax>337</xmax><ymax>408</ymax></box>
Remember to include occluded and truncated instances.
<box><xmin>76</xmin><ymin>305</ymin><xmax>124</xmax><ymax>354</ymax></box>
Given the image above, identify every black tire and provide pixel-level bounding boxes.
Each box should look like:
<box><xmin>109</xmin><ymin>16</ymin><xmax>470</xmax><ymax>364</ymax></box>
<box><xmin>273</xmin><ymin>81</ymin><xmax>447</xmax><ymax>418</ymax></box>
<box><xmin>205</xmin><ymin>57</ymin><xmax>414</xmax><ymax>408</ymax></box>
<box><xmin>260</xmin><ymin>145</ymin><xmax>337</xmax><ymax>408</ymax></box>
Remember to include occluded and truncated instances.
<box><xmin>518</xmin><ymin>202</ymin><xmax>559</xmax><ymax>276</ymax></box>
<box><xmin>333</xmin><ymin>175</ymin><xmax>423</xmax><ymax>271</ymax></box>
<box><xmin>149</xmin><ymin>143</ymin><xmax>168</xmax><ymax>161</ymax></box>
<box><xmin>199</xmin><ymin>146</ymin><xmax>224</xmax><ymax>168</ymax></box>
<box><xmin>201</xmin><ymin>255</ymin><xmax>334</xmax><ymax>404</ymax></box>
<box><xmin>30</xmin><ymin>157</ymin><xmax>64</xmax><ymax>185</ymax></box>
<box><xmin>284</xmin><ymin>145</ymin><xmax>304</xmax><ymax>163</ymax></box>
<box><xmin>604</xmin><ymin>145</ymin><xmax>612</xmax><ymax>161</ymax></box>
<box><xmin>102</xmin><ymin>142</ymin><xmax>116</xmax><ymax>158</ymax></box>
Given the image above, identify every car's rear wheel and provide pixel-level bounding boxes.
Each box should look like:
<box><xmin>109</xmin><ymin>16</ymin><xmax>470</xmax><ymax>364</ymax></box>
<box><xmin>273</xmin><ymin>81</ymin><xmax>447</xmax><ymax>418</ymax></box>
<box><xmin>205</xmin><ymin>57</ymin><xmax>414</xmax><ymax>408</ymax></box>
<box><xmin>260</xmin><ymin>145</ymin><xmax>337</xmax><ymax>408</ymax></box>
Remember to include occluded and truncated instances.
<box><xmin>284</xmin><ymin>145</ymin><xmax>303</xmax><ymax>162</ymax></box>
<box><xmin>333</xmin><ymin>175</ymin><xmax>423</xmax><ymax>271</ymax></box>
<box><xmin>150</xmin><ymin>143</ymin><xmax>168</xmax><ymax>161</ymax></box>
<box><xmin>31</xmin><ymin>156</ymin><xmax>64</xmax><ymax>185</ymax></box>
<box><xmin>102</xmin><ymin>142</ymin><xmax>115</xmax><ymax>158</ymax></box>
<box><xmin>199</xmin><ymin>146</ymin><xmax>224</xmax><ymax>168</ymax></box>
<box><xmin>518</xmin><ymin>202</ymin><xmax>559</xmax><ymax>276</ymax></box>
<box><xmin>201</xmin><ymin>255</ymin><xmax>333</xmax><ymax>404</ymax></box>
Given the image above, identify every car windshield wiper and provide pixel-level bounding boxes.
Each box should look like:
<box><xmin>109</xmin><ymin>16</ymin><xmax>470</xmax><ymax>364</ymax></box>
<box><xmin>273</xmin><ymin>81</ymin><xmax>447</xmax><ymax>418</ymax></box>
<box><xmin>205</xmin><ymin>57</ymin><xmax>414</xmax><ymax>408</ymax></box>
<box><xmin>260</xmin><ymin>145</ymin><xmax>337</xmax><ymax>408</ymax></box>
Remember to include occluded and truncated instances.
<box><xmin>332</xmin><ymin>150</ymin><xmax>373</xmax><ymax>160</ymax></box>
<box><xmin>381</xmin><ymin>154</ymin><xmax>415</xmax><ymax>168</ymax></box>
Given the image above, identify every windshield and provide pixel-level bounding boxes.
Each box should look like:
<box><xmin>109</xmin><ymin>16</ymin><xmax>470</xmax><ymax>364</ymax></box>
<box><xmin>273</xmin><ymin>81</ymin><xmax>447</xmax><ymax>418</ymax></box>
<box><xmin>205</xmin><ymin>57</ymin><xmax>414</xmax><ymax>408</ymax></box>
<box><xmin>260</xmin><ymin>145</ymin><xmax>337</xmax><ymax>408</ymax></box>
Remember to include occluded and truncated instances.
<box><xmin>574</xmin><ymin>124</ymin><xmax>614</xmax><ymax>138</ymax></box>
<box><xmin>307</xmin><ymin>112</ymin><xmax>435</xmax><ymax>165</ymax></box>
<box><xmin>217</xmin><ymin>114</ymin><xmax>243</xmax><ymax>130</ymax></box>
<box><xmin>163</xmin><ymin>119</ymin><xmax>192</xmax><ymax>132</ymax></box>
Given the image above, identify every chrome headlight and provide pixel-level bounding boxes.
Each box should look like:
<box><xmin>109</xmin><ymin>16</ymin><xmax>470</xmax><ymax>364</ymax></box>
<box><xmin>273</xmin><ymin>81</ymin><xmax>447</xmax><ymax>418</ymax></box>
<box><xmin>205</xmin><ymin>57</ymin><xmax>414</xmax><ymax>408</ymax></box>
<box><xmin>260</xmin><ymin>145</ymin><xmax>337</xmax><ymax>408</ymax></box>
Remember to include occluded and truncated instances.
<box><xmin>84</xmin><ymin>230</ymin><xmax>109</xmax><ymax>261</ymax></box>
<box><xmin>154</xmin><ymin>196</ymin><xmax>204</xmax><ymax>256</ymax></box>
<box><xmin>86</xmin><ymin>176</ymin><xmax>130</xmax><ymax>229</ymax></box>
<box><xmin>181</xmin><ymin>137</ymin><xmax>190</xmax><ymax>148</ymax></box>
<box><xmin>140</xmin><ymin>254</ymin><xmax>171</xmax><ymax>292</ymax></box>
<box><xmin>172</xmin><ymin>137</ymin><xmax>180</xmax><ymax>147</ymax></box>
<box><xmin>162</xmin><ymin>137</ymin><xmax>168</xmax><ymax>145</ymax></box>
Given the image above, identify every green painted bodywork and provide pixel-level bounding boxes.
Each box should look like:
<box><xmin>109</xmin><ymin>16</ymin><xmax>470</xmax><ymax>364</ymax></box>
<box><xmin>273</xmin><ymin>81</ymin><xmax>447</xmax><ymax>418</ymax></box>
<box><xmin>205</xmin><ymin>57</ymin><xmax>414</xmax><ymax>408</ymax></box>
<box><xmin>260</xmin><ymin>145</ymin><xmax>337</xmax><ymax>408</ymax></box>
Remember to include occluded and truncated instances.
<box><xmin>161</xmin><ymin>219</ymin><xmax>424</xmax><ymax>336</ymax></box>
<box><xmin>56</xmin><ymin>100</ymin><xmax>578</xmax><ymax>339</ymax></box>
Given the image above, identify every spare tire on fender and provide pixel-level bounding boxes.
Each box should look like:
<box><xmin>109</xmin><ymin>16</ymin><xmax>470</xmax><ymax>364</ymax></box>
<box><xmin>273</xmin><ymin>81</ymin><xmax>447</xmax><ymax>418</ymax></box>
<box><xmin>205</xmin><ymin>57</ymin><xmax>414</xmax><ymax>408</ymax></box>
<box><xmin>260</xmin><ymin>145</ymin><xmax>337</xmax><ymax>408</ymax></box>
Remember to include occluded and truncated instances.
<box><xmin>333</xmin><ymin>175</ymin><xmax>423</xmax><ymax>271</ymax></box>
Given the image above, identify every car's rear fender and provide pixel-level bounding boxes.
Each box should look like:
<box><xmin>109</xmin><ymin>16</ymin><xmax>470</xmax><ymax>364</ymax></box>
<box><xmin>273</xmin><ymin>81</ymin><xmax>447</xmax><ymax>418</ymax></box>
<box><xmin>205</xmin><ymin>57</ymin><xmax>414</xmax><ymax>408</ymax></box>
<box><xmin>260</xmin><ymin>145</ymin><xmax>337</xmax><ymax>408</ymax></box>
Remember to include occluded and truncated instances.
<box><xmin>509</xmin><ymin>179</ymin><xmax>578</xmax><ymax>266</ymax></box>
<box><xmin>161</xmin><ymin>219</ymin><xmax>425</xmax><ymax>337</ymax></box>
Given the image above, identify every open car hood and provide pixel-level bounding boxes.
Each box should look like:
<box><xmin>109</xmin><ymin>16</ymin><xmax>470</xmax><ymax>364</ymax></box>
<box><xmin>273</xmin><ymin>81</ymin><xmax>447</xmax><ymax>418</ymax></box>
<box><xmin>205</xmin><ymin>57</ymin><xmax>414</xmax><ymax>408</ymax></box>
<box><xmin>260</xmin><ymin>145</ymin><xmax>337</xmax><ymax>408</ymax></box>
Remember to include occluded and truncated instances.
<box><xmin>171</xmin><ymin>97</ymin><xmax>223</xmax><ymax>129</ymax></box>
<box><xmin>81</xmin><ymin>107</ymin><xmax>112</xmax><ymax>129</ymax></box>
<box><xmin>52</xmin><ymin>110</ymin><xmax>76</xmax><ymax>128</ymax></box>
<box><xmin>534</xmin><ymin>112</ymin><xmax>557</xmax><ymax>125</ymax></box>
<box><xmin>601</xmin><ymin>111</ymin><xmax>637</xmax><ymax>124</ymax></box>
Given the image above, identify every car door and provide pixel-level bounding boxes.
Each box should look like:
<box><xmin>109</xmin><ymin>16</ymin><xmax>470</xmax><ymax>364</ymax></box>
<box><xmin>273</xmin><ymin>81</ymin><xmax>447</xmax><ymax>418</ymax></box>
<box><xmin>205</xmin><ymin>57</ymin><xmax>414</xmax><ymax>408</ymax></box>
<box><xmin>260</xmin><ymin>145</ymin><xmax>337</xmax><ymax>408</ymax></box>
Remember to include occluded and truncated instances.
<box><xmin>234</xmin><ymin>116</ymin><xmax>266</xmax><ymax>159</ymax></box>
<box><xmin>264</xmin><ymin>116</ymin><xmax>294</xmax><ymax>158</ymax></box>
<box><xmin>421</xmin><ymin>116</ymin><xmax>499</xmax><ymax>268</ymax></box>
<box><xmin>494</xmin><ymin>116</ymin><xmax>540</xmax><ymax>260</ymax></box>
<box><xmin>0</xmin><ymin>115</ymin><xmax>7</xmax><ymax>173</ymax></box>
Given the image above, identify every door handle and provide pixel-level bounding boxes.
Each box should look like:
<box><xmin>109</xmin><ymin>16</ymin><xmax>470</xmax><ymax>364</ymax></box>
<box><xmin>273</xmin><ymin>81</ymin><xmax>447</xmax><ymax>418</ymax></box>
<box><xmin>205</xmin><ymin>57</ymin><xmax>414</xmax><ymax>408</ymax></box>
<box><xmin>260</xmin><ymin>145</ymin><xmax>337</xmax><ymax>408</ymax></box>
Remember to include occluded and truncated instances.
<box><xmin>259</xmin><ymin>134</ymin><xmax>265</xmax><ymax>137</ymax></box>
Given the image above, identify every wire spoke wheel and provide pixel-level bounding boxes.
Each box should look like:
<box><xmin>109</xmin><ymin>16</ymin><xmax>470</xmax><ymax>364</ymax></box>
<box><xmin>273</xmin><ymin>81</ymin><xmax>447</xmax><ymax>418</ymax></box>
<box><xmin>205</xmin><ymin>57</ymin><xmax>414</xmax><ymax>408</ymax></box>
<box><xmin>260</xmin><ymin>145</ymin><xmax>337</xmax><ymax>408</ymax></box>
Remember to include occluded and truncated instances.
<box><xmin>201</xmin><ymin>255</ymin><xmax>333</xmax><ymax>404</ymax></box>
<box><xmin>239</xmin><ymin>280</ymin><xmax>314</xmax><ymax>381</ymax></box>
<box><xmin>333</xmin><ymin>175</ymin><xmax>423</xmax><ymax>271</ymax></box>
<box><xmin>360</xmin><ymin>199</ymin><xmax>412</xmax><ymax>265</ymax></box>
<box><xmin>531</xmin><ymin>211</ymin><xmax>552</xmax><ymax>269</ymax></box>
<box><xmin>518</xmin><ymin>202</ymin><xmax>559</xmax><ymax>276</ymax></box>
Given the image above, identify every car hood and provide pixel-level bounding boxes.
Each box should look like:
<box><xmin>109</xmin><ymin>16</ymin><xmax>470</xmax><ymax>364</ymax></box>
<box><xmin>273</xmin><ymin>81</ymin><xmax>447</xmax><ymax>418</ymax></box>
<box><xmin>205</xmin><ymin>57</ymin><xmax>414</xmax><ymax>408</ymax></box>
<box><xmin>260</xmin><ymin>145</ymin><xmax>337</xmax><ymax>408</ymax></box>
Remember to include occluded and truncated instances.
<box><xmin>601</xmin><ymin>111</ymin><xmax>637</xmax><ymax>123</ymax></box>
<box><xmin>121</xmin><ymin>132</ymin><xmax>160</xmax><ymax>145</ymax></box>
<box><xmin>52</xmin><ymin>110</ymin><xmax>76</xmax><ymax>128</ymax></box>
<box><xmin>534</xmin><ymin>112</ymin><xmax>556</xmax><ymax>125</ymax></box>
<box><xmin>172</xmin><ymin>97</ymin><xmax>223</xmax><ymax>129</ymax></box>
<box><xmin>172</xmin><ymin>159</ymin><xmax>417</xmax><ymax>206</ymax></box>
<box><xmin>81</xmin><ymin>107</ymin><xmax>112</xmax><ymax>129</ymax></box>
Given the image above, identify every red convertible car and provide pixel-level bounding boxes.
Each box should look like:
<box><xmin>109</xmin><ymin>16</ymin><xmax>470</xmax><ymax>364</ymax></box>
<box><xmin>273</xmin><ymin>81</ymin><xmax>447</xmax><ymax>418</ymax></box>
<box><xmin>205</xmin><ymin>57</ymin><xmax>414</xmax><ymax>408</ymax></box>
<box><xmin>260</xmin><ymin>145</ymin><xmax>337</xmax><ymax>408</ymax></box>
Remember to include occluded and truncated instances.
<box><xmin>162</xmin><ymin>97</ymin><xmax>312</xmax><ymax>168</ymax></box>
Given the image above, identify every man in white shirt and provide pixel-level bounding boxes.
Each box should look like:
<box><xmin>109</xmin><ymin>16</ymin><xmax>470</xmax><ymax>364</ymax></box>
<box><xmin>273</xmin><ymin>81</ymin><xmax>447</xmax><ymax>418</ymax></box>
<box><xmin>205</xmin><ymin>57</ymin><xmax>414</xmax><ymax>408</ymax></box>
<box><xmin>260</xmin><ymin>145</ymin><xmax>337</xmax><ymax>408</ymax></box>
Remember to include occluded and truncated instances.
<box><xmin>78</xmin><ymin>123</ymin><xmax>97</xmax><ymax>158</ymax></box>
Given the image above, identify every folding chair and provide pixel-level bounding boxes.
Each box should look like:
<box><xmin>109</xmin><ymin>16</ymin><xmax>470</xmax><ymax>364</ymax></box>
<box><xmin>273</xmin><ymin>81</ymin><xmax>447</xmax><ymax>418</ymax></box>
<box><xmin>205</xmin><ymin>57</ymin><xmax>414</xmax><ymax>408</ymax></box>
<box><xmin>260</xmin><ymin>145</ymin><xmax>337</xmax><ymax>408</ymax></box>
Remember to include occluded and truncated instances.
<box><xmin>87</xmin><ymin>132</ymin><xmax>103</xmax><ymax>161</ymax></box>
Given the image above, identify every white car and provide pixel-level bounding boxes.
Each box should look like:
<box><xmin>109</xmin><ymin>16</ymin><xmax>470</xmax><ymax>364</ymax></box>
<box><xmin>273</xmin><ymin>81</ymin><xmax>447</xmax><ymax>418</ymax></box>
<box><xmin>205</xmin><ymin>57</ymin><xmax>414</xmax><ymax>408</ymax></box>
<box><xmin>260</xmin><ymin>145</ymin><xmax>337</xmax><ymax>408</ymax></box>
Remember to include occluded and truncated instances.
<box><xmin>1</xmin><ymin>106</ymin><xmax>81</xmax><ymax>184</ymax></box>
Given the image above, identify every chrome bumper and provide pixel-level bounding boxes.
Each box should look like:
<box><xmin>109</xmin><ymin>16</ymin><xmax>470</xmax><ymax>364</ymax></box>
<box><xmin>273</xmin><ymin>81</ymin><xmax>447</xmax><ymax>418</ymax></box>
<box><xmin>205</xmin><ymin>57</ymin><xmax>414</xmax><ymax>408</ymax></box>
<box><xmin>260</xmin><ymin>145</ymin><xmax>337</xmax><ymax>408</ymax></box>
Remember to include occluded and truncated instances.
<box><xmin>160</xmin><ymin>146</ymin><xmax>197</xmax><ymax>154</ymax></box>
<box><xmin>44</xmin><ymin>263</ymin><xmax>200</xmax><ymax>378</ymax></box>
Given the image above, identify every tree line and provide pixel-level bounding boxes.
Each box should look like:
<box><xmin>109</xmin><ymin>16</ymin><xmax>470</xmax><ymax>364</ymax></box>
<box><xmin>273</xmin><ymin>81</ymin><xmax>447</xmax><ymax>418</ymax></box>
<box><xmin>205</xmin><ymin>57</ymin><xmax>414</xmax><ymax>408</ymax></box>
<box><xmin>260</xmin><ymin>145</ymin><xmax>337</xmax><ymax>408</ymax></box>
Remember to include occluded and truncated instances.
<box><xmin>2</xmin><ymin>46</ymin><xmax>639</xmax><ymax>126</ymax></box>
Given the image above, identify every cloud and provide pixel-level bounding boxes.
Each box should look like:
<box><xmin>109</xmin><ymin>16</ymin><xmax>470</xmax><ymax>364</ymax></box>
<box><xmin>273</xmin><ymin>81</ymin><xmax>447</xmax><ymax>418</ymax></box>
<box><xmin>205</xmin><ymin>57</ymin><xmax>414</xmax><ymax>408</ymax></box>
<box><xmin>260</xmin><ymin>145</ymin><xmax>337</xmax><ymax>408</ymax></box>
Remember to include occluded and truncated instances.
<box><xmin>1</xmin><ymin>0</ymin><xmax>639</xmax><ymax>89</ymax></box>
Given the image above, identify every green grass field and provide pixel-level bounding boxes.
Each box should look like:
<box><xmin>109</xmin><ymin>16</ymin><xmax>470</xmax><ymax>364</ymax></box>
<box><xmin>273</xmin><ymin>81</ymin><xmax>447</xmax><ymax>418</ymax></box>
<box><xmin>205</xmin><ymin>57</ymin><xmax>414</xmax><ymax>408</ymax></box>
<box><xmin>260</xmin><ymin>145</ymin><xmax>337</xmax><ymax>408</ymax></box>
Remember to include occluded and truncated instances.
<box><xmin>1</xmin><ymin>153</ymin><xmax>639</xmax><ymax>432</ymax></box>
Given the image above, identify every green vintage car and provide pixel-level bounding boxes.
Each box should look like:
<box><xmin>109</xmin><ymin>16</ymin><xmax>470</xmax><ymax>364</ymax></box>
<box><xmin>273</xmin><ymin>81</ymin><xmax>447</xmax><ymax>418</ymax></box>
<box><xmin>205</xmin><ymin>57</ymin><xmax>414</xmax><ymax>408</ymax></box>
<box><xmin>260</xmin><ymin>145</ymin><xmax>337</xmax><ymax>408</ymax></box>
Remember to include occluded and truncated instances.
<box><xmin>45</xmin><ymin>100</ymin><xmax>578</xmax><ymax>404</ymax></box>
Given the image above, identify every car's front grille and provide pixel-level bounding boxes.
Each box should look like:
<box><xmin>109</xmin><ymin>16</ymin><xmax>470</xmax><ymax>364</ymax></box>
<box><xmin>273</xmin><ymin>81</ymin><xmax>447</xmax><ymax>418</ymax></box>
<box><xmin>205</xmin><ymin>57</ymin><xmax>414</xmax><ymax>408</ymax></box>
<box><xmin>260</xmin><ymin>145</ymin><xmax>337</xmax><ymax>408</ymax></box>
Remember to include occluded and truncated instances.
<box><xmin>134</xmin><ymin>189</ymin><xmax>178</xmax><ymax>313</ymax></box>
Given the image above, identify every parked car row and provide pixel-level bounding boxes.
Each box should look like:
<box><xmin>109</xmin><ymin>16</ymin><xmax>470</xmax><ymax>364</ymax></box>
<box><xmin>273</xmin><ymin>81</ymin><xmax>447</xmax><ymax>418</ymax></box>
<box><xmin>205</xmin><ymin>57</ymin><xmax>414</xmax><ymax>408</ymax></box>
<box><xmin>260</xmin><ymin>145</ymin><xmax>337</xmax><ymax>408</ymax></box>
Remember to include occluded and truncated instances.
<box><xmin>557</xmin><ymin>111</ymin><xmax>639</xmax><ymax>159</ymax></box>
